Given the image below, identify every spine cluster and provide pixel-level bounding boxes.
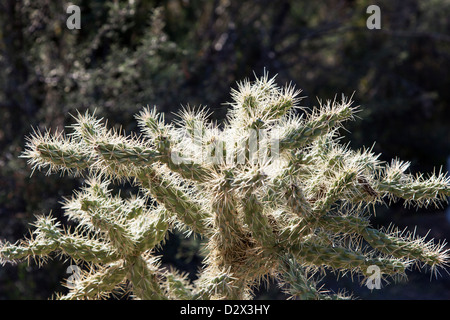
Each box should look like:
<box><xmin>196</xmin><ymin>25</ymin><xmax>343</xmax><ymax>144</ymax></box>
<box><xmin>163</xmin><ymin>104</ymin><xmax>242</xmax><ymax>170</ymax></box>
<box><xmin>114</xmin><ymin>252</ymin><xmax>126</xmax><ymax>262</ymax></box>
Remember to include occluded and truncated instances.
<box><xmin>1</xmin><ymin>74</ymin><xmax>449</xmax><ymax>299</ymax></box>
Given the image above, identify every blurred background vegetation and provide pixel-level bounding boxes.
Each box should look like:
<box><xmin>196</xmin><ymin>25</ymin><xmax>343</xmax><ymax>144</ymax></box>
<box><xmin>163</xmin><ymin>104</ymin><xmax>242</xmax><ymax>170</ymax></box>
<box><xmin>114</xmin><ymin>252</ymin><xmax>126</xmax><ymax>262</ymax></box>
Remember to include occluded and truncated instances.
<box><xmin>0</xmin><ymin>0</ymin><xmax>449</xmax><ymax>299</ymax></box>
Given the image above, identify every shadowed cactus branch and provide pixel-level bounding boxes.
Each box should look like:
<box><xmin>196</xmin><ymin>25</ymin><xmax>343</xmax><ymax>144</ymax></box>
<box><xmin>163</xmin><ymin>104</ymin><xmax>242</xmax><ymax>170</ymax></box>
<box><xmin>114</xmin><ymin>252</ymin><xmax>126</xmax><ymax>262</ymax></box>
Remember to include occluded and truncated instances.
<box><xmin>1</xmin><ymin>74</ymin><xmax>449</xmax><ymax>299</ymax></box>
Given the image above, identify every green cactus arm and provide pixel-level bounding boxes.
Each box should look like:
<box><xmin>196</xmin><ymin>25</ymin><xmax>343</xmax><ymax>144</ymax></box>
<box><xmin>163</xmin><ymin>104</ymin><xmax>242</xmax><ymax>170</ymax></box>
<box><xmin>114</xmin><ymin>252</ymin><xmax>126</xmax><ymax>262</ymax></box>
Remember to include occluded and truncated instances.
<box><xmin>193</xmin><ymin>267</ymin><xmax>244</xmax><ymax>300</ymax></box>
<box><xmin>242</xmin><ymin>193</ymin><xmax>277</xmax><ymax>249</ymax></box>
<box><xmin>135</xmin><ymin>106</ymin><xmax>169</xmax><ymax>142</ymax></box>
<box><xmin>266</xmin><ymin>158</ymin><xmax>362</xmax><ymax>218</ymax></box>
<box><xmin>279</xmin><ymin>258</ymin><xmax>325</xmax><ymax>300</ymax></box>
<box><xmin>63</xmin><ymin>177</ymin><xmax>153</xmax><ymax>232</ymax></box>
<box><xmin>210</xmin><ymin>193</ymin><xmax>248</xmax><ymax>250</ymax></box>
<box><xmin>95</xmin><ymin>132</ymin><xmax>213</xmax><ymax>183</ymax></box>
<box><xmin>280</xmin><ymin>139</ymin><xmax>382</xmax><ymax>207</ymax></box>
<box><xmin>311</xmin><ymin>170</ymin><xmax>359</xmax><ymax>214</ymax></box>
<box><xmin>132</xmin><ymin>207</ymin><xmax>170</xmax><ymax>253</ymax></box>
<box><xmin>68</xmin><ymin>110</ymin><xmax>108</xmax><ymax>142</ymax></box>
<box><xmin>278</xmin><ymin>97</ymin><xmax>356</xmax><ymax>152</ymax></box>
<box><xmin>137</xmin><ymin>168</ymin><xmax>210</xmax><ymax>235</ymax></box>
<box><xmin>206</xmin><ymin>192</ymin><xmax>265</xmax><ymax>299</ymax></box>
<box><xmin>318</xmin><ymin>212</ymin><xmax>447</xmax><ymax>265</ymax></box>
<box><xmin>126</xmin><ymin>255</ymin><xmax>167</xmax><ymax>300</ymax></box>
<box><xmin>316</xmin><ymin>214</ymin><xmax>449</xmax><ymax>269</ymax></box>
<box><xmin>0</xmin><ymin>239</ymin><xmax>58</xmax><ymax>265</ymax></box>
<box><xmin>277</xmin><ymin>212</ymin><xmax>367</xmax><ymax>250</ymax></box>
<box><xmin>69</xmin><ymin>111</ymin><xmax>156</xmax><ymax>179</ymax></box>
<box><xmin>290</xmin><ymin>240</ymin><xmax>408</xmax><ymax>277</ymax></box>
<box><xmin>58</xmin><ymin>262</ymin><xmax>128</xmax><ymax>300</ymax></box>
<box><xmin>36</xmin><ymin>215</ymin><xmax>120</xmax><ymax>263</ymax></box>
<box><xmin>211</xmin><ymin>168</ymin><xmax>278</xmax><ymax>251</ymax></box>
<box><xmin>361</xmin><ymin>227</ymin><xmax>449</xmax><ymax>269</ymax></box>
<box><xmin>70</xmin><ymin>181</ymin><xmax>169</xmax><ymax>255</ymax></box>
<box><xmin>79</xmin><ymin>198</ymin><xmax>137</xmax><ymax>256</ymax></box>
<box><xmin>65</xmin><ymin>195</ymin><xmax>148</xmax><ymax>230</ymax></box>
<box><xmin>376</xmin><ymin>159</ymin><xmax>450</xmax><ymax>207</ymax></box>
<box><xmin>316</xmin><ymin>214</ymin><xmax>370</xmax><ymax>235</ymax></box>
<box><xmin>226</xmin><ymin>73</ymin><xmax>303</xmax><ymax>129</ymax></box>
<box><xmin>277</xmin><ymin>217</ymin><xmax>312</xmax><ymax>248</ymax></box>
<box><xmin>20</xmin><ymin>130</ymin><xmax>94</xmax><ymax>176</ymax></box>
<box><xmin>278</xmin><ymin>255</ymin><xmax>351</xmax><ymax>300</ymax></box>
<box><xmin>162</xmin><ymin>155</ymin><xmax>214</xmax><ymax>183</ymax></box>
<box><xmin>172</xmin><ymin>105</ymin><xmax>212</xmax><ymax>141</ymax></box>
<box><xmin>284</xmin><ymin>184</ymin><xmax>313</xmax><ymax>217</ymax></box>
<box><xmin>1</xmin><ymin>216</ymin><xmax>120</xmax><ymax>265</ymax></box>
<box><xmin>262</xmin><ymin>83</ymin><xmax>301</xmax><ymax>120</ymax></box>
<box><xmin>94</xmin><ymin>140</ymin><xmax>162</xmax><ymax>175</ymax></box>
<box><xmin>55</xmin><ymin>233</ymin><xmax>121</xmax><ymax>264</ymax></box>
<box><xmin>136</xmin><ymin>106</ymin><xmax>213</xmax><ymax>182</ymax></box>
<box><xmin>120</xmin><ymin>196</ymin><xmax>148</xmax><ymax>220</ymax></box>
<box><xmin>162</xmin><ymin>269</ymin><xmax>195</xmax><ymax>300</ymax></box>
<box><xmin>290</xmin><ymin>212</ymin><xmax>449</xmax><ymax>272</ymax></box>
<box><xmin>68</xmin><ymin>110</ymin><xmax>214</xmax><ymax>183</ymax></box>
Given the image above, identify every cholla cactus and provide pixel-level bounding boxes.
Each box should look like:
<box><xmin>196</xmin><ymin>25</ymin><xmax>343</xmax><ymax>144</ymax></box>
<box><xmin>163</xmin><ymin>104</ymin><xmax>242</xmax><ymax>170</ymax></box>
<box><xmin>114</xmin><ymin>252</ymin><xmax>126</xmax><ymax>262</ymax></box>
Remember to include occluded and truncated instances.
<box><xmin>1</xmin><ymin>74</ymin><xmax>449</xmax><ymax>299</ymax></box>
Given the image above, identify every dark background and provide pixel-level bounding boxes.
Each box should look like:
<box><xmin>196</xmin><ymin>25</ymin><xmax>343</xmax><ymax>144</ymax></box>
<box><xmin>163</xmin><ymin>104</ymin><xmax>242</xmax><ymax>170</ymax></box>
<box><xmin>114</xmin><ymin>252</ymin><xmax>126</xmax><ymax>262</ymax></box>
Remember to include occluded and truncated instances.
<box><xmin>0</xmin><ymin>0</ymin><xmax>449</xmax><ymax>299</ymax></box>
